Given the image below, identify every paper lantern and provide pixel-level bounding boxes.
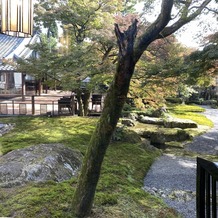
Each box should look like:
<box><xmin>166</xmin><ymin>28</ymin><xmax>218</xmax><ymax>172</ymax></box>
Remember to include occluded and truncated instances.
<box><xmin>1</xmin><ymin>0</ymin><xmax>33</xmax><ymax>37</ymax></box>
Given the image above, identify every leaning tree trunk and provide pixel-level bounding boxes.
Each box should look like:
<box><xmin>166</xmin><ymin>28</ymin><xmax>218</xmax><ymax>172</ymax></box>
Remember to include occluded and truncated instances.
<box><xmin>72</xmin><ymin>21</ymin><xmax>138</xmax><ymax>217</ymax></box>
<box><xmin>71</xmin><ymin>0</ymin><xmax>209</xmax><ymax>215</ymax></box>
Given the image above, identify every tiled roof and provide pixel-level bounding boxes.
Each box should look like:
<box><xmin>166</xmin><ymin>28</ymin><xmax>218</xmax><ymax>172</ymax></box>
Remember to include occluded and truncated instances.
<box><xmin>0</xmin><ymin>34</ymin><xmax>25</xmax><ymax>59</ymax></box>
<box><xmin>15</xmin><ymin>34</ymin><xmax>39</xmax><ymax>59</ymax></box>
<box><xmin>0</xmin><ymin>34</ymin><xmax>40</xmax><ymax>72</ymax></box>
<box><xmin>0</xmin><ymin>63</ymin><xmax>15</xmax><ymax>71</ymax></box>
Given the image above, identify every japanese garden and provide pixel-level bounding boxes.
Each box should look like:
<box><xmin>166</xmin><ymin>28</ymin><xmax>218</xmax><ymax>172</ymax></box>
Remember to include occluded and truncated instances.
<box><xmin>0</xmin><ymin>0</ymin><xmax>218</xmax><ymax>217</ymax></box>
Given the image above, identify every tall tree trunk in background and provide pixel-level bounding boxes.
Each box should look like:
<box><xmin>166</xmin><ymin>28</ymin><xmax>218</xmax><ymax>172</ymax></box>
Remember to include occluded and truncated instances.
<box><xmin>76</xmin><ymin>89</ymin><xmax>90</xmax><ymax>116</ymax></box>
<box><xmin>76</xmin><ymin>90</ymin><xmax>84</xmax><ymax>116</ymax></box>
<box><xmin>72</xmin><ymin>20</ymin><xmax>138</xmax><ymax>217</ymax></box>
<box><xmin>82</xmin><ymin>89</ymin><xmax>91</xmax><ymax>116</ymax></box>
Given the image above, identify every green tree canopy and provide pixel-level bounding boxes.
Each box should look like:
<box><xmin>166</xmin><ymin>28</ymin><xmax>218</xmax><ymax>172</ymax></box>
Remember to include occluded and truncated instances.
<box><xmin>184</xmin><ymin>32</ymin><xmax>218</xmax><ymax>86</ymax></box>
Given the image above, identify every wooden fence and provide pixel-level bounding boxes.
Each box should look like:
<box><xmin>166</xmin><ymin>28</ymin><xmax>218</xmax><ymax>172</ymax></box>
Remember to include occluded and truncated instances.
<box><xmin>0</xmin><ymin>96</ymin><xmax>59</xmax><ymax>116</ymax></box>
<box><xmin>0</xmin><ymin>95</ymin><xmax>104</xmax><ymax>116</ymax></box>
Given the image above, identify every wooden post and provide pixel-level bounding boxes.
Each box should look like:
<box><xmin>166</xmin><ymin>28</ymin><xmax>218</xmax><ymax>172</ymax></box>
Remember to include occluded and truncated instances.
<box><xmin>38</xmin><ymin>80</ymin><xmax>41</xmax><ymax>96</ymax></box>
<box><xmin>52</xmin><ymin>101</ymin><xmax>55</xmax><ymax>116</ymax></box>
<box><xmin>21</xmin><ymin>73</ymin><xmax>26</xmax><ymax>101</ymax></box>
<box><xmin>31</xmin><ymin>95</ymin><xmax>35</xmax><ymax>115</ymax></box>
<box><xmin>12</xmin><ymin>100</ymin><xmax>15</xmax><ymax>115</ymax></box>
<box><xmin>4</xmin><ymin>72</ymin><xmax>7</xmax><ymax>94</ymax></box>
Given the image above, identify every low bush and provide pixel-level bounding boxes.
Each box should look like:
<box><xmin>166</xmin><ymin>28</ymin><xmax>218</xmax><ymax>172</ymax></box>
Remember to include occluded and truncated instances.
<box><xmin>165</xmin><ymin>97</ymin><xmax>183</xmax><ymax>104</ymax></box>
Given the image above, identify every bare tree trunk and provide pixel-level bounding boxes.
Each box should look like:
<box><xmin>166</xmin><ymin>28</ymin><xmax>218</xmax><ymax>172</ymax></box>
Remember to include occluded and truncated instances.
<box><xmin>82</xmin><ymin>90</ymin><xmax>91</xmax><ymax>116</ymax></box>
<box><xmin>76</xmin><ymin>90</ymin><xmax>84</xmax><ymax>116</ymax></box>
<box><xmin>76</xmin><ymin>89</ymin><xmax>90</xmax><ymax>116</ymax></box>
<box><xmin>39</xmin><ymin>80</ymin><xmax>42</xmax><ymax>96</ymax></box>
<box><xmin>21</xmin><ymin>73</ymin><xmax>26</xmax><ymax>101</ymax></box>
<box><xmin>72</xmin><ymin>21</ymin><xmax>138</xmax><ymax>217</ymax></box>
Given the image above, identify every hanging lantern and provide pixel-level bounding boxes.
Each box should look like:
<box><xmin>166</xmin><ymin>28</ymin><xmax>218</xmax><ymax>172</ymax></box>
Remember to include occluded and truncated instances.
<box><xmin>1</xmin><ymin>0</ymin><xmax>33</xmax><ymax>37</ymax></box>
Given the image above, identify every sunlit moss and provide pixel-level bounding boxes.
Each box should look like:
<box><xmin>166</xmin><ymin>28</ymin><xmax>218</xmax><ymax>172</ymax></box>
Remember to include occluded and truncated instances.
<box><xmin>167</xmin><ymin>104</ymin><xmax>205</xmax><ymax>113</ymax></box>
<box><xmin>167</xmin><ymin>104</ymin><xmax>213</xmax><ymax>127</ymax></box>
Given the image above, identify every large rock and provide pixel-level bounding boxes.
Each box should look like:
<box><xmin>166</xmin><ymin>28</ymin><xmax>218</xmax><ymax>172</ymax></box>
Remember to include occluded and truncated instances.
<box><xmin>136</xmin><ymin>128</ymin><xmax>191</xmax><ymax>147</ymax></box>
<box><xmin>137</xmin><ymin>115</ymin><xmax>198</xmax><ymax>129</ymax></box>
<box><xmin>112</xmin><ymin>127</ymin><xmax>141</xmax><ymax>143</ymax></box>
<box><xmin>149</xmin><ymin>130</ymin><xmax>191</xmax><ymax>146</ymax></box>
<box><xmin>140</xmin><ymin>139</ymin><xmax>159</xmax><ymax>152</ymax></box>
<box><xmin>164</xmin><ymin>118</ymin><xmax>198</xmax><ymax>129</ymax></box>
<box><xmin>0</xmin><ymin>144</ymin><xmax>83</xmax><ymax>187</ymax></box>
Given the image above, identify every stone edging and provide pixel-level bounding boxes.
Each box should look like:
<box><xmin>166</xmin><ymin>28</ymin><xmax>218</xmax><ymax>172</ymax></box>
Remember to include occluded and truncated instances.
<box><xmin>142</xmin><ymin>186</ymin><xmax>196</xmax><ymax>202</ymax></box>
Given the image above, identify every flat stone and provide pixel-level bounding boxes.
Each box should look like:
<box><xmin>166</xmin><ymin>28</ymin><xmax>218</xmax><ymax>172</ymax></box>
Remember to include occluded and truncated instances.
<box><xmin>137</xmin><ymin>116</ymin><xmax>198</xmax><ymax>129</ymax></box>
<box><xmin>138</xmin><ymin>115</ymin><xmax>164</xmax><ymax>125</ymax></box>
<box><xmin>164</xmin><ymin>118</ymin><xmax>198</xmax><ymax>129</ymax></box>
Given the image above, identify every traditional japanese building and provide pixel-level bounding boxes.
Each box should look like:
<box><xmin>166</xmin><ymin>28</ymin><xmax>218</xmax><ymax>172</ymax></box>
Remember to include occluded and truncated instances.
<box><xmin>0</xmin><ymin>33</ymin><xmax>39</xmax><ymax>96</ymax></box>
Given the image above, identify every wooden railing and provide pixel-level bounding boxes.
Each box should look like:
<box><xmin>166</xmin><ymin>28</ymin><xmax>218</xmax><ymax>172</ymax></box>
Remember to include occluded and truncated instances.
<box><xmin>196</xmin><ymin>157</ymin><xmax>218</xmax><ymax>218</ymax></box>
<box><xmin>0</xmin><ymin>95</ymin><xmax>59</xmax><ymax>116</ymax></box>
<box><xmin>0</xmin><ymin>95</ymin><xmax>104</xmax><ymax>116</ymax></box>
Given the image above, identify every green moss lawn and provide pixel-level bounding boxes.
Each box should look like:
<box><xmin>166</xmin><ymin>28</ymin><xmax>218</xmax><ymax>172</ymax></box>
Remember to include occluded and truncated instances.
<box><xmin>0</xmin><ymin>104</ymin><xmax>213</xmax><ymax>217</ymax></box>
<box><xmin>0</xmin><ymin>116</ymin><xmax>179</xmax><ymax>218</ymax></box>
<box><xmin>167</xmin><ymin>104</ymin><xmax>213</xmax><ymax>127</ymax></box>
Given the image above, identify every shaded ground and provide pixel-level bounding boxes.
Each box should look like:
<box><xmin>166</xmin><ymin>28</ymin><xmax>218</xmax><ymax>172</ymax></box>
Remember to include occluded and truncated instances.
<box><xmin>143</xmin><ymin>106</ymin><xmax>218</xmax><ymax>218</ymax></box>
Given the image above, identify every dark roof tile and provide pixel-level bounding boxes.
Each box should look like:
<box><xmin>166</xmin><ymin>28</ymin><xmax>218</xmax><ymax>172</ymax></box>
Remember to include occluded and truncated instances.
<box><xmin>0</xmin><ymin>34</ymin><xmax>24</xmax><ymax>59</ymax></box>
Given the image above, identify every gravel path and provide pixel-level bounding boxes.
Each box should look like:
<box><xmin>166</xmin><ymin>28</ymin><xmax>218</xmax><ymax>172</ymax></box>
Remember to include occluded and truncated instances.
<box><xmin>185</xmin><ymin>106</ymin><xmax>218</xmax><ymax>155</ymax></box>
<box><xmin>143</xmin><ymin>106</ymin><xmax>218</xmax><ymax>218</ymax></box>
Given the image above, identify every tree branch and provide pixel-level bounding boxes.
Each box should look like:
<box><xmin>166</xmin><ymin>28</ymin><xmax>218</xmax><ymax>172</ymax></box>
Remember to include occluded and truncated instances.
<box><xmin>115</xmin><ymin>19</ymin><xmax>138</xmax><ymax>58</ymax></box>
<box><xmin>159</xmin><ymin>0</ymin><xmax>212</xmax><ymax>38</ymax></box>
<box><xmin>133</xmin><ymin>0</ymin><xmax>174</xmax><ymax>63</ymax></box>
<box><xmin>204</xmin><ymin>6</ymin><xmax>218</xmax><ymax>14</ymax></box>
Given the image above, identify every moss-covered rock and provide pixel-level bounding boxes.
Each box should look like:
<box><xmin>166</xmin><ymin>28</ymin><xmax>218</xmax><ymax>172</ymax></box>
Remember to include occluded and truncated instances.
<box><xmin>0</xmin><ymin>144</ymin><xmax>82</xmax><ymax>187</ymax></box>
<box><xmin>121</xmin><ymin>118</ymin><xmax>136</xmax><ymax>127</ymax></box>
<box><xmin>164</xmin><ymin>118</ymin><xmax>198</xmax><ymax>129</ymax></box>
<box><xmin>134</xmin><ymin>126</ymin><xmax>191</xmax><ymax>147</ymax></box>
<box><xmin>138</xmin><ymin>115</ymin><xmax>164</xmax><ymax>125</ymax></box>
<box><xmin>149</xmin><ymin>129</ymin><xmax>191</xmax><ymax>146</ymax></box>
<box><xmin>137</xmin><ymin>115</ymin><xmax>198</xmax><ymax>129</ymax></box>
<box><xmin>140</xmin><ymin>139</ymin><xmax>159</xmax><ymax>152</ymax></box>
<box><xmin>112</xmin><ymin>127</ymin><xmax>141</xmax><ymax>143</ymax></box>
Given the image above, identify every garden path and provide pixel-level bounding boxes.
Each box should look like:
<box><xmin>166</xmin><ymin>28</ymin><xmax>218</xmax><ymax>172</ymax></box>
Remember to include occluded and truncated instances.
<box><xmin>143</xmin><ymin>106</ymin><xmax>218</xmax><ymax>218</ymax></box>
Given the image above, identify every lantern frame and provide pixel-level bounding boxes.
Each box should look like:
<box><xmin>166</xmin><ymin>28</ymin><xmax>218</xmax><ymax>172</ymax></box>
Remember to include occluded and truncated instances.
<box><xmin>1</xmin><ymin>0</ymin><xmax>33</xmax><ymax>37</ymax></box>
